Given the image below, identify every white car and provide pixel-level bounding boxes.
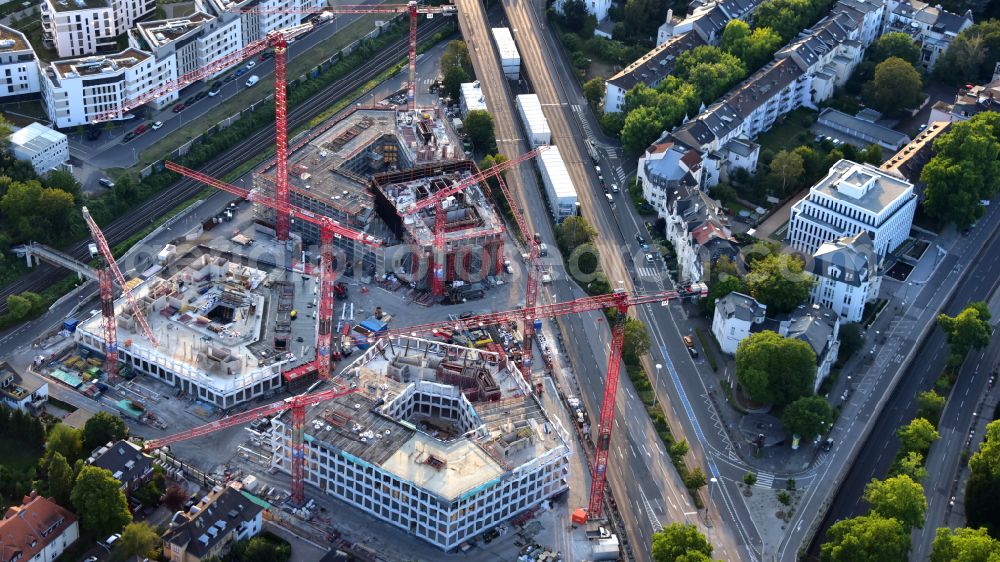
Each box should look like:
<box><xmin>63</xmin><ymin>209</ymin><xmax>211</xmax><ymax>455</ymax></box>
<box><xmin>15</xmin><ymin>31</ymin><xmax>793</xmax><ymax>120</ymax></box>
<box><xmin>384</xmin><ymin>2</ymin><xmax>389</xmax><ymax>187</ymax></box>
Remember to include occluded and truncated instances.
<box><xmin>246</xmin><ymin>60</ymin><xmax>256</xmax><ymax>69</ymax></box>
<box><xmin>245</xmin><ymin>75</ymin><xmax>260</xmax><ymax>87</ymax></box>
<box><xmin>151</xmin><ymin>121</ymin><xmax>163</xmax><ymax>130</ymax></box>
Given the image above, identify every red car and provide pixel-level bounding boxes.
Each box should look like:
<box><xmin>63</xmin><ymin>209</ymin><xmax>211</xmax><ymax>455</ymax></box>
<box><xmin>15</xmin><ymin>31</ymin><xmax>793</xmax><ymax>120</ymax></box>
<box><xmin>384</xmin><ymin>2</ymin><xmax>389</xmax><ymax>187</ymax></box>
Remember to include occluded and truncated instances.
<box><xmin>172</xmin><ymin>103</ymin><xmax>185</xmax><ymax>113</ymax></box>
<box><xmin>133</xmin><ymin>123</ymin><xmax>147</xmax><ymax>135</ymax></box>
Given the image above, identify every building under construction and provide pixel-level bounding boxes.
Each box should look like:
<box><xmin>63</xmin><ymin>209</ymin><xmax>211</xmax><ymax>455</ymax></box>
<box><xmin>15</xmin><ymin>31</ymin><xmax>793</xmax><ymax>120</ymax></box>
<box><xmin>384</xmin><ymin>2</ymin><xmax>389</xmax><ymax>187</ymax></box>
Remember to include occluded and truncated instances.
<box><xmin>74</xmin><ymin>248</ymin><xmax>318</xmax><ymax>408</ymax></box>
<box><xmin>252</xmin><ymin>107</ymin><xmax>504</xmax><ymax>291</ymax></box>
<box><xmin>269</xmin><ymin>335</ymin><xmax>571</xmax><ymax>550</ymax></box>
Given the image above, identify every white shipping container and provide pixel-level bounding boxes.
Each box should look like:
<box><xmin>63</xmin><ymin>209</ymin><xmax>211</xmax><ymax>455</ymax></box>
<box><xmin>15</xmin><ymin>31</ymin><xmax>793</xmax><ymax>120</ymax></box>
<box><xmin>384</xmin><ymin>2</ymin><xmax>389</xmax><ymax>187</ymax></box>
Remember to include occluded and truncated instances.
<box><xmin>537</xmin><ymin>146</ymin><xmax>577</xmax><ymax>221</ymax></box>
<box><xmin>516</xmin><ymin>94</ymin><xmax>551</xmax><ymax>147</ymax></box>
<box><xmin>491</xmin><ymin>27</ymin><xmax>520</xmax><ymax>80</ymax></box>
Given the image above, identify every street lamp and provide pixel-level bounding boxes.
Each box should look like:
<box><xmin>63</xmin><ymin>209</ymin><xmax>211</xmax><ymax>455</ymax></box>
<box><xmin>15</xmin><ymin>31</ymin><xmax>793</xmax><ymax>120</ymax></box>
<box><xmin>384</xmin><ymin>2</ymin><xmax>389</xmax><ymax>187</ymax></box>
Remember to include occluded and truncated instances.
<box><xmin>653</xmin><ymin>363</ymin><xmax>662</xmax><ymax>408</ymax></box>
<box><xmin>706</xmin><ymin>477</ymin><xmax>718</xmax><ymax>527</ymax></box>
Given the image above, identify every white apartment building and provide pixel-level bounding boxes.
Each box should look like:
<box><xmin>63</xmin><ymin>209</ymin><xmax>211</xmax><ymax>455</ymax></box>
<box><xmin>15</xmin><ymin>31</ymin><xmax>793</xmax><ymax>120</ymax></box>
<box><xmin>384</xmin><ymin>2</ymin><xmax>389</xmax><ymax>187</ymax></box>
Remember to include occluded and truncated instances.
<box><xmin>712</xmin><ymin>292</ymin><xmax>767</xmax><ymax>354</ymax></box>
<box><xmin>637</xmin><ymin>139</ymin><xmax>703</xmax><ymax>217</ymax></box>
<box><xmin>884</xmin><ymin>0</ymin><xmax>973</xmax><ymax>69</ymax></box>
<box><xmin>135</xmin><ymin>13</ymin><xmax>243</xmax><ymax>81</ymax></box>
<box><xmin>41</xmin><ymin>48</ymin><xmax>177</xmax><ymax>128</ymax></box>
<box><xmin>197</xmin><ymin>0</ymin><xmax>316</xmax><ymax>47</ymax></box>
<box><xmin>553</xmin><ymin>0</ymin><xmax>612</xmax><ymax>23</ymax></box>
<box><xmin>270</xmin><ymin>336</ymin><xmax>571</xmax><ymax>551</ymax></box>
<box><xmin>41</xmin><ymin>0</ymin><xmax>156</xmax><ymax>58</ymax></box>
<box><xmin>788</xmin><ymin>160</ymin><xmax>917</xmax><ymax>257</ymax></box>
<box><xmin>0</xmin><ymin>26</ymin><xmax>40</xmax><ymax>100</ymax></box>
<box><xmin>657</xmin><ymin>0</ymin><xmax>764</xmax><ymax>46</ymax></box>
<box><xmin>810</xmin><ymin>231</ymin><xmax>882</xmax><ymax>323</ymax></box>
<box><xmin>9</xmin><ymin>122</ymin><xmax>69</xmax><ymax>174</ymax></box>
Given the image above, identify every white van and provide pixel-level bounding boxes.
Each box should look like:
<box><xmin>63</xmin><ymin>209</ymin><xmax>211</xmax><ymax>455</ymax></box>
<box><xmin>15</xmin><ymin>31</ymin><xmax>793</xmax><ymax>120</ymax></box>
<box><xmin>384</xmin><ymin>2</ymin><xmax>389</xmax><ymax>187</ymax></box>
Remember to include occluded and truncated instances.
<box><xmin>245</xmin><ymin>75</ymin><xmax>260</xmax><ymax>87</ymax></box>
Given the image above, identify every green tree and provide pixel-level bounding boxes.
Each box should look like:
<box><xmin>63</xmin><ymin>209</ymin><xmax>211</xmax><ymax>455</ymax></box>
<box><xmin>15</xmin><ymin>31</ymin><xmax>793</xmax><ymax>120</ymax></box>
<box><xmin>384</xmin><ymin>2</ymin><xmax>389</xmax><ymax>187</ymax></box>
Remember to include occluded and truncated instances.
<box><xmin>674</xmin><ymin>45</ymin><xmax>747</xmax><ymax>103</ymax></box>
<box><xmin>83</xmin><ymin>412</ymin><xmax>129</xmax><ymax>451</ymax></box>
<box><xmin>863</xmin><ymin>475</ymin><xmax>927</xmax><ymax>529</ymax></box>
<box><xmin>440</xmin><ymin>40</ymin><xmax>473</xmax><ymax>76</ymax></box>
<box><xmin>915</xmin><ymin>390</ymin><xmax>946</xmax><ymax>426</ymax></box>
<box><xmin>669</xmin><ymin>439</ymin><xmax>689</xmax><ymax>460</ymax></box>
<box><xmin>863</xmin><ymin>57</ymin><xmax>922</xmax><ymax>114</ymax></box>
<box><xmin>685</xmin><ymin>467</ymin><xmax>707</xmax><ymax>490</ymax></box>
<box><xmin>583</xmin><ymin>77</ymin><xmax>604</xmax><ymax>109</ymax></box>
<box><xmin>743</xmin><ymin>471</ymin><xmax>757</xmax><ymax>486</ymax></box>
<box><xmin>898</xmin><ymin>417</ymin><xmax>940</xmax><ymax>457</ymax></box>
<box><xmin>44</xmin><ymin>169</ymin><xmax>82</xmax><ymax>203</ymax></box>
<box><xmin>651</xmin><ymin>523</ymin><xmax>713</xmax><ymax>562</ymax></box>
<box><xmin>969</xmin><ymin>420</ymin><xmax>1000</xmax><ymax>478</ymax></box>
<box><xmin>934</xmin><ymin>21</ymin><xmax>1000</xmax><ymax>85</ymax></box>
<box><xmin>894</xmin><ymin>451</ymin><xmax>928</xmax><ymax>482</ymax></box>
<box><xmin>820</xmin><ymin>515</ymin><xmax>911</xmax><ymax>562</ymax></box>
<box><xmin>938</xmin><ymin>303</ymin><xmax>993</xmax><ymax>357</ymax></box>
<box><xmin>921</xmin><ymin>113</ymin><xmax>1000</xmax><ymax>229</ymax></box>
<box><xmin>46</xmin><ymin>452</ymin><xmax>74</xmax><ymax>507</ymax></box>
<box><xmin>441</xmin><ymin>65</ymin><xmax>469</xmax><ymax>102</ymax></box>
<box><xmin>745</xmin><ymin>253</ymin><xmax>814</xmax><ymax>313</ymax></box>
<box><xmin>792</xmin><ymin>145</ymin><xmax>825</xmax><ymax>184</ymax></box>
<box><xmin>5</xmin><ymin>293</ymin><xmax>31</xmax><ymax>320</ymax></box>
<box><xmin>720</xmin><ymin>20</ymin><xmax>783</xmax><ymax>70</ymax></box>
<box><xmin>735</xmin><ymin>331</ymin><xmax>817</xmax><ymax>406</ymax></box>
<box><xmin>228</xmin><ymin>536</ymin><xmax>292</xmax><ymax>562</ymax></box>
<box><xmin>71</xmin><ymin>466</ymin><xmax>131</xmax><ymax>536</ymax></box>
<box><xmin>555</xmin><ymin>215</ymin><xmax>597</xmax><ymax>255</ymax></box>
<box><xmin>965</xmin><ymin>470</ymin><xmax>1000</xmax><ymax>533</ymax></box>
<box><xmin>621</xmin><ymin>105</ymin><xmax>664</xmax><ymax>155</ymax></box>
<box><xmin>868</xmin><ymin>32</ymin><xmax>921</xmax><ymax>65</ymax></box>
<box><xmin>769</xmin><ymin>149</ymin><xmax>805</xmax><ymax>195</ymax></box>
<box><xmin>930</xmin><ymin>526</ymin><xmax>1000</xmax><ymax>562</ymax></box>
<box><xmin>463</xmin><ymin>110</ymin><xmax>496</xmax><ymax>153</ymax></box>
<box><xmin>121</xmin><ymin>522</ymin><xmax>159</xmax><ymax>559</ymax></box>
<box><xmin>781</xmin><ymin>396</ymin><xmax>834</xmax><ymax>440</ymax></box>
<box><xmin>46</xmin><ymin>424</ymin><xmax>83</xmax><ymax>464</ymax></box>
<box><xmin>706</xmin><ymin>276</ymin><xmax>747</xmax><ymax>314</ymax></box>
<box><xmin>622</xmin><ymin>317</ymin><xmax>651</xmax><ymax>365</ymax></box>
<box><xmin>838</xmin><ymin>323</ymin><xmax>864</xmax><ymax>362</ymax></box>
<box><xmin>620</xmin><ymin>0</ymin><xmax>669</xmax><ymax>41</ymax></box>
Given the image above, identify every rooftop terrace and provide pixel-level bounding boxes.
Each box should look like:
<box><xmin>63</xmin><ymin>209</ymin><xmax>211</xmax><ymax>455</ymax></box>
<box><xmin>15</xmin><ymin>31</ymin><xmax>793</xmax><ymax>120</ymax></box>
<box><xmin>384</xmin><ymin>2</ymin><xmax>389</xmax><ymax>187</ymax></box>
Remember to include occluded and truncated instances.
<box><xmin>51</xmin><ymin>49</ymin><xmax>149</xmax><ymax>78</ymax></box>
<box><xmin>136</xmin><ymin>13</ymin><xmax>212</xmax><ymax>48</ymax></box>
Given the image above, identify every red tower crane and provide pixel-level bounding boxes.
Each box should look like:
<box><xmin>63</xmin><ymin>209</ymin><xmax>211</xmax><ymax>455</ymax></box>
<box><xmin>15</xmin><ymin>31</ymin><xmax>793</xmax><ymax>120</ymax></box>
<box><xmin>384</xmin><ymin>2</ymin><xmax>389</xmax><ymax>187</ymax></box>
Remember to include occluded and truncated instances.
<box><xmin>81</xmin><ymin>207</ymin><xmax>159</xmax><ymax>382</ymax></box>
<box><xmin>143</xmin><ymin>385</ymin><xmax>356</xmax><ymax>505</ymax></box>
<box><xmin>398</xmin><ymin>146</ymin><xmax>548</xmax><ymax>296</ymax></box>
<box><xmin>241</xmin><ymin>2</ymin><xmax>456</xmax><ymax>110</ymax></box>
<box><xmin>378</xmin><ymin>285</ymin><xmax>708</xmax><ymax>518</ymax></box>
<box><xmin>164</xmin><ymin>161</ymin><xmax>381</xmax><ymax>382</ymax></box>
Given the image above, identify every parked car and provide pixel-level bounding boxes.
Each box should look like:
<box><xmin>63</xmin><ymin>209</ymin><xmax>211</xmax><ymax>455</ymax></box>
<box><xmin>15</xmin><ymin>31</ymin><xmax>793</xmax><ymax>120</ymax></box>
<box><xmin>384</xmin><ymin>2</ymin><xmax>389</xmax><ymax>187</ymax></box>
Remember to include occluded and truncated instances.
<box><xmin>234</xmin><ymin>67</ymin><xmax>248</xmax><ymax>77</ymax></box>
<box><xmin>246</xmin><ymin>60</ymin><xmax>256</xmax><ymax>69</ymax></box>
<box><xmin>245</xmin><ymin>75</ymin><xmax>260</xmax><ymax>87</ymax></box>
<box><xmin>133</xmin><ymin>123</ymin><xmax>147</xmax><ymax>135</ymax></box>
<box><xmin>151</xmin><ymin>121</ymin><xmax>163</xmax><ymax>130</ymax></box>
<box><xmin>172</xmin><ymin>103</ymin><xmax>185</xmax><ymax>113</ymax></box>
<box><xmin>101</xmin><ymin>533</ymin><xmax>121</xmax><ymax>550</ymax></box>
<box><xmin>194</xmin><ymin>91</ymin><xmax>207</xmax><ymax>101</ymax></box>
<box><xmin>122</xmin><ymin>132</ymin><xmax>136</xmax><ymax>142</ymax></box>
<box><xmin>98</xmin><ymin>178</ymin><xmax>115</xmax><ymax>188</ymax></box>
<box><xmin>209</xmin><ymin>81</ymin><xmax>222</xmax><ymax>95</ymax></box>
<box><xmin>225</xmin><ymin>73</ymin><xmax>238</xmax><ymax>82</ymax></box>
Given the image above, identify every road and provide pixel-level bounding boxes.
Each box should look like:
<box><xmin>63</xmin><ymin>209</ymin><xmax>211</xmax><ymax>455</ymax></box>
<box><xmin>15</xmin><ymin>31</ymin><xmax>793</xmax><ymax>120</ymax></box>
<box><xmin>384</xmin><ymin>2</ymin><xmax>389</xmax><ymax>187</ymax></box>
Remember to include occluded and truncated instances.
<box><xmin>809</xmin><ymin>214</ymin><xmax>1000</xmax><ymax>556</ymax></box>
<box><xmin>0</xmin><ymin>16</ymin><xmax>449</xmax><ymax>319</ymax></box>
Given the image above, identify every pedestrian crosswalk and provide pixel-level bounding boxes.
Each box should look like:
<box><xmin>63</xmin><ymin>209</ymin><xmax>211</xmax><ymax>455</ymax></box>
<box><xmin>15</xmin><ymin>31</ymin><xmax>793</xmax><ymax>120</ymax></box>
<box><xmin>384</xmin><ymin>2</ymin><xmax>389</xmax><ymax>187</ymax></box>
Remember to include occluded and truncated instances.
<box><xmin>573</xmin><ymin>104</ymin><xmax>596</xmax><ymax>138</ymax></box>
<box><xmin>755</xmin><ymin>471</ymin><xmax>775</xmax><ymax>489</ymax></box>
<box><xmin>637</xmin><ymin>267</ymin><xmax>664</xmax><ymax>279</ymax></box>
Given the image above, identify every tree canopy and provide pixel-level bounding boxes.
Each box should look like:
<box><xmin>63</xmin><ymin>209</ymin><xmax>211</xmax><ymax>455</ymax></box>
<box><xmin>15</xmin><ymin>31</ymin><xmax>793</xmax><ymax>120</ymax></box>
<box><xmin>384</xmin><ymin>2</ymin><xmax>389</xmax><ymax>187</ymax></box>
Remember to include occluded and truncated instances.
<box><xmin>769</xmin><ymin>149</ymin><xmax>805</xmax><ymax>196</ymax></box>
<box><xmin>720</xmin><ymin>20</ymin><xmax>784</xmax><ymax>71</ymax></box>
<box><xmin>897</xmin><ymin>417</ymin><xmax>940</xmax><ymax>457</ymax></box>
<box><xmin>781</xmin><ymin>396</ymin><xmax>834</xmax><ymax>440</ymax></box>
<box><xmin>753</xmin><ymin>0</ymin><xmax>835</xmax><ymax>42</ymax></box>
<box><xmin>674</xmin><ymin>46</ymin><xmax>748</xmax><ymax>103</ymax></box>
<box><xmin>46</xmin><ymin>452</ymin><xmax>74</xmax><ymax>507</ymax></box>
<box><xmin>226</xmin><ymin>536</ymin><xmax>292</xmax><ymax>562</ymax></box>
<box><xmin>934</xmin><ymin>21</ymin><xmax>1000</xmax><ymax>85</ymax></box>
<box><xmin>583</xmin><ymin>77</ymin><xmax>604</xmax><ymax>109</ymax></box>
<box><xmin>930</xmin><ymin>526</ymin><xmax>1000</xmax><ymax>562</ymax></box>
<box><xmin>440</xmin><ymin>40</ymin><xmax>473</xmax><ymax>76</ymax></box>
<box><xmin>915</xmin><ymin>390</ymin><xmax>946</xmax><ymax>426</ymax></box>
<box><xmin>863</xmin><ymin>57</ymin><xmax>922</xmax><ymax>114</ymax></box>
<box><xmin>71</xmin><ymin>466</ymin><xmax>131</xmax><ymax>536</ymax></box>
<box><xmin>970</xmin><ymin>420</ymin><xmax>1000</xmax><ymax>479</ymax></box>
<box><xmin>706</xmin><ymin>275</ymin><xmax>747</xmax><ymax>315</ymax></box>
<box><xmin>863</xmin><ymin>475</ymin><xmax>927</xmax><ymax>529</ymax></box>
<box><xmin>937</xmin><ymin>301</ymin><xmax>993</xmax><ymax>357</ymax></box>
<box><xmin>83</xmin><ymin>412</ymin><xmax>129</xmax><ymax>451</ymax></box>
<box><xmin>463</xmin><ymin>110</ymin><xmax>496</xmax><ymax>153</ymax></box>
<box><xmin>121</xmin><ymin>522</ymin><xmax>160</xmax><ymax>559</ymax></box>
<box><xmin>735</xmin><ymin>330</ymin><xmax>817</xmax><ymax>406</ymax></box>
<box><xmin>820</xmin><ymin>514</ymin><xmax>911</xmax><ymax>562</ymax></box>
<box><xmin>651</xmin><ymin>523</ymin><xmax>714</xmax><ymax>562</ymax></box>
<box><xmin>622</xmin><ymin>317</ymin><xmax>652</xmax><ymax>366</ymax></box>
<box><xmin>868</xmin><ymin>32</ymin><xmax>920</xmax><ymax>65</ymax></box>
<box><xmin>0</xmin><ymin>179</ymin><xmax>77</xmax><ymax>246</ymax></box>
<box><xmin>921</xmin><ymin>113</ymin><xmax>1000</xmax><ymax>229</ymax></box>
<box><xmin>46</xmin><ymin>424</ymin><xmax>83</xmax><ymax>464</ymax></box>
<box><xmin>745</xmin><ymin>253</ymin><xmax>814</xmax><ymax>313</ymax></box>
<box><xmin>893</xmin><ymin>451</ymin><xmax>928</xmax><ymax>483</ymax></box>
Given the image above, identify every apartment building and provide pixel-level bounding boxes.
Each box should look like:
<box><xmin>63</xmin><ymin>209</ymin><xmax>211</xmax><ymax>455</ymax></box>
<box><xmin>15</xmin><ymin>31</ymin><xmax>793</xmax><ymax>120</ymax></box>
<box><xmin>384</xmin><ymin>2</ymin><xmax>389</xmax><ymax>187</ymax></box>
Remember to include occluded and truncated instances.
<box><xmin>9</xmin><ymin>122</ymin><xmax>69</xmax><ymax>174</ymax></box>
<box><xmin>41</xmin><ymin>0</ymin><xmax>156</xmax><ymax>58</ymax></box>
<box><xmin>637</xmin><ymin>139</ymin><xmax>703</xmax><ymax>218</ymax></box>
<box><xmin>603</xmin><ymin>32</ymin><xmax>703</xmax><ymax>113</ymax></box>
<box><xmin>87</xmin><ymin>440</ymin><xmax>155</xmax><ymax>494</ymax></box>
<box><xmin>0</xmin><ymin>493</ymin><xmax>79</xmax><ymax>562</ymax></box>
<box><xmin>809</xmin><ymin>231</ymin><xmax>882</xmax><ymax>323</ymax></box>
<box><xmin>0</xmin><ymin>362</ymin><xmax>48</xmax><ymax>412</ymax></box>
<box><xmin>197</xmin><ymin>0</ymin><xmax>317</xmax><ymax>47</ymax></box>
<box><xmin>788</xmin><ymin>159</ymin><xmax>917</xmax><ymax>256</ymax></box>
<box><xmin>41</xmin><ymin>48</ymin><xmax>177</xmax><ymax>128</ymax></box>
<box><xmin>0</xmin><ymin>26</ymin><xmax>40</xmax><ymax>100</ymax></box>
<box><xmin>884</xmin><ymin>0</ymin><xmax>973</xmax><ymax>69</ymax></box>
<box><xmin>135</xmin><ymin>13</ymin><xmax>243</xmax><ymax>81</ymax></box>
<box><xmin>664</xmin><ymin>187</ymin><xmax>739</xmax><ymax>282</ymax></box>
<box><xmin>657</xmin><ymin>0</ymin><xmax>764</xmax><ymax>45</ymax></box>
<box><xmin>162</xmin><ymin>484</ymin><xmax>264</xmax><ymax>562</ymax></box>
<box><xmin>928</xmin><ymin>80</ymin><xmax>1000</xmax><ymax>124</ymax></box>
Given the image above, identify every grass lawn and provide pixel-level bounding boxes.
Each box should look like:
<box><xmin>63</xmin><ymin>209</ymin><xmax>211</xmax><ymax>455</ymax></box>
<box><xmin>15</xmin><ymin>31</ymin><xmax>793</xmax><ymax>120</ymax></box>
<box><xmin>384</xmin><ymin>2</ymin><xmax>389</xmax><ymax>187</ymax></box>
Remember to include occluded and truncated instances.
<box><xmin>755</xmin><ymin>108</ymin><xmax>817</xmax><ymax>154</ymax></box>
<box><xmin>123</xmin><ymin>9</ymin><xmax>393</xmax><ymax>173</ymax></box>
<box><xmin>0</xmin><ymin>99</ymin><xmax>49</xmax><ymax>126</ymax></box>
<box><xmin>0</xmin><ymin>436</ymin><xmax>41</xmax><ymax>472</ymax></box>
<box><xmin>12</xmin><ymin>17</ymin><xmax>57</xmax><ymax>62</ymax></box>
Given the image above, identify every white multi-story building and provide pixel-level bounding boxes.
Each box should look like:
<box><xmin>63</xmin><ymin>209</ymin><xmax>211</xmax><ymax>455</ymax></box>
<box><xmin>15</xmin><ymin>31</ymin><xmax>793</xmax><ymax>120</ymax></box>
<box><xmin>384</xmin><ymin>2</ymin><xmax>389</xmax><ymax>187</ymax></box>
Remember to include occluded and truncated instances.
<box><xmin>0</xmin><ymin>26</ymin><xmax>40</xmax><ymax>100</ymax></box>
<box><xmin>135</xmin><ymin>13</ymin><xmax>243</xmax><ymax>81</ymax></box>
<box><xmin>664</xmin><ymin>187</ymin><xmax>737</xmax><ymax>282</ymax></box>
<box><xmin>0</xmin><ymin>362</ymin><xmax>48</xmax><ymax>412</ymax></box>
<box><xmin>884</xmin><ymin>0</ymin><xmax>973</xmax><ymax>69</ymax></box>
<box><xmin>197</xmin><ymin>0</ymin><xmax>317</xmax><ymax>47</ymax></box>
<box><xmin>657</xmin><ymin>0</ymin><xmax>764</xmax><ymax>46</ymax></box>
<box><xmin>270</xmin><ymin>336</ymin><xmax>571</xmax><ymax>551</ymax></box>
<box><xmin>637</xmin><ymin>139</ymin><xmax>703</xmax><ymax>218</ymax></box>
<box><xmin>809</xmin><ymin>231</ymin><xmax>882</xmax><ymax>323</ymax></box>
<box><xmin>41</xmin><ymin>48</ymin><xmax>177</xmax><ymax>128</ymax></box>
<box><xmin>788</xmin><ymin>159</ymin><xmax>917</xmax><ymax>257</ymax></box>
<box><xmin>603</xmin><ymin>32</ymin><xmax>703</xmax><ymax>114</ymax></box>
<box><xmin>9</xmin><ymin>122</ymin><xmax>69</xmax><ymax>174</ymax></box>
<box><xmin>41</xmin><ymin>0</ymin><xmax>156</xmax><ymax>58</ymax></box>
<box><xmin>552</xmin><ymin>0</ymin><xmax>612</xmax><ymax>23</ymax></box>
<box><xmin>712</xmin><ymin>292</ymin><xmax>767</xmax><ymax>354</ymax></box>
<box><xmin>459</xmin><ymin>81</ymin><xmax>487</xmax><ymax>116</ymax></box>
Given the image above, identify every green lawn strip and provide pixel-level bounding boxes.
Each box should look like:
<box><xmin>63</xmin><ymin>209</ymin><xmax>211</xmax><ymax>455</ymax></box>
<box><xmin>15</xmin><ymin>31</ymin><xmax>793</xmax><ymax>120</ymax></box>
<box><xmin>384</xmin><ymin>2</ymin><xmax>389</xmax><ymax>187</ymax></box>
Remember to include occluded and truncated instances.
<box><xmin>755</xmin><ymin>108</ymin><xmax>816</xmax><ymax>153</ymax></box>
<box><xmin>695</xmin><ymin>327</ymin><xmax>719</xmax><ymax>372</ymax></box>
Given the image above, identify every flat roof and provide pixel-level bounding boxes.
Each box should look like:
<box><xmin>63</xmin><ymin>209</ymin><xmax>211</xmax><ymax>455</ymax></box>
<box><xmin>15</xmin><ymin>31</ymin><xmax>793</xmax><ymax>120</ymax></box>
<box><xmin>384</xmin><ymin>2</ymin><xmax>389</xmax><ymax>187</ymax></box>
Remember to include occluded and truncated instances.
<box><xmin>51</xmin><ymin>49</ymin><xmax>149</xmax><ymax>78</ymax></box>
<box><xmin>10</xmin><ymin>122</ymin><xmax>66</xmax><ymax>154</ymax></box>
<box><xmin>0</xmin><ymin>25</ymin><xmax>30</xmax><ymax>52</ymax></box>
<box><xmin>461</xmin><ymin>82</ymin><xmax>487</xmax><ymax>112</ymax></box>
<box><xmin>818</xmin><ymin>108</ymin><xmax>910</xmax><ymax>148</ymax></box>
<box><xmin>300</xmin><ymin>336</ymin><xmax>571</xmax><ymax>501</ymax></box>
<box><xmin>491</xmin><ymin>27</ymin><xmax>519</xmax><ymax>61</ymax></box>
<box><xmin>48</xmin><ymin>0</ymin><xmax>110</xmax><ymax>12</ymax></box>
<box><xmin>538</xmin><ymin>146</ymin><xmax>576</xmax><ymax>198</ymax></box>
<box><xmin>812</xmin><ymin>159</ymin><xmax>914</xmax><ymax>214</ymax></box>
<box><xmin>881</xmin><ymin>121</ymin><xmax>951</xmax><ymax>181</ymax></box>
<box><xmin>136</xmin><ymin>13</ymin><xmax>212</xmax><ymax>48</ymax></box>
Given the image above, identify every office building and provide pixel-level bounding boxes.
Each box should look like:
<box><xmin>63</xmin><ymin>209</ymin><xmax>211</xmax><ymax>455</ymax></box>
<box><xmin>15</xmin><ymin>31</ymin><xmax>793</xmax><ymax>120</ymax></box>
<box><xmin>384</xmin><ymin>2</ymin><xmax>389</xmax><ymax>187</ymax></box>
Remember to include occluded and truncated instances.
<box><xmin>9</xmin><ymin>122</ymin><xmax>69</xmax><ymax>174</ymax></box>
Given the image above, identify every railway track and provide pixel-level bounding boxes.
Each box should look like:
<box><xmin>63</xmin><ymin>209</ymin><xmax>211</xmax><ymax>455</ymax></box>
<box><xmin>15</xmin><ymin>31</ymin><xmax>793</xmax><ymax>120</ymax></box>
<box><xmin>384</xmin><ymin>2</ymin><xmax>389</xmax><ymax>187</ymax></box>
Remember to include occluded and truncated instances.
<box><xmin>0</xmin><ymin>17</ymin><xmax>448</xmax><ymax>316</ymax></box>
